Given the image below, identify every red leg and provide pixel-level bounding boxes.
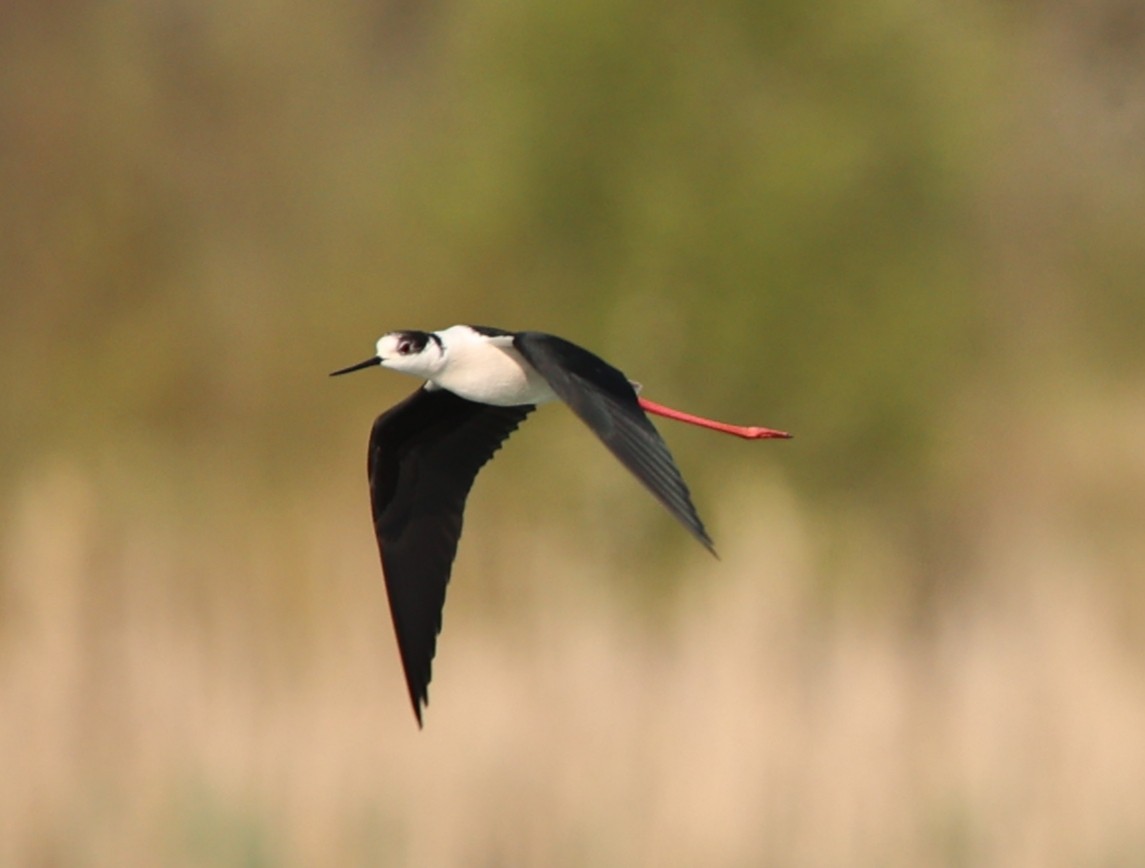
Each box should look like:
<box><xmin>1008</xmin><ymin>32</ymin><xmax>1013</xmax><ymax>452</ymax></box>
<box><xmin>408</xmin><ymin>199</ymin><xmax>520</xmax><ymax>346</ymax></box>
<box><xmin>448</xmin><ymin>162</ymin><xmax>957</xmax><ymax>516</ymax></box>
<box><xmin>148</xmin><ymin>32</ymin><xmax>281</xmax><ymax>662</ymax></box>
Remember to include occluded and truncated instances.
<box><xmin>638</xmin><ymin>397</ymin><xmax>792</xmax><ymax>440</ymax></box>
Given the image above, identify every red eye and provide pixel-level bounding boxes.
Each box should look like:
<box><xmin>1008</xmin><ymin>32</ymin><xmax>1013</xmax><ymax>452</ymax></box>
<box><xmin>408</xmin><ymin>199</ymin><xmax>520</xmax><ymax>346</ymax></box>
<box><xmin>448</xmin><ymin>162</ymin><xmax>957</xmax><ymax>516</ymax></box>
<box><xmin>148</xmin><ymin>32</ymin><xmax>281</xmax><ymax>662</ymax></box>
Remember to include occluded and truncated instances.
<box><xmin>393</xmin><ymin>332</ymin><xmax>430</xmax><ymax>356</ymax></box>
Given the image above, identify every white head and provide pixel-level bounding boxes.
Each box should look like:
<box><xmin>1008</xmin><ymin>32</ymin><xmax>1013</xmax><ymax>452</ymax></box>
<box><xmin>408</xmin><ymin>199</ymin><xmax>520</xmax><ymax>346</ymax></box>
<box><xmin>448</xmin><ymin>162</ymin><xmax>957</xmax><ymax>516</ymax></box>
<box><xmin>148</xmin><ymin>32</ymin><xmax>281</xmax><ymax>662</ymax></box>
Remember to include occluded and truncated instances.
<box><xmin>330</xmin><ymin>329</ymin><xmax>447</xmax><ymax>380</ymax></box>
<box><xmin>375</xmin><ymin>330</ymin><xmax>447</xmax><ymax>376</ymax></box>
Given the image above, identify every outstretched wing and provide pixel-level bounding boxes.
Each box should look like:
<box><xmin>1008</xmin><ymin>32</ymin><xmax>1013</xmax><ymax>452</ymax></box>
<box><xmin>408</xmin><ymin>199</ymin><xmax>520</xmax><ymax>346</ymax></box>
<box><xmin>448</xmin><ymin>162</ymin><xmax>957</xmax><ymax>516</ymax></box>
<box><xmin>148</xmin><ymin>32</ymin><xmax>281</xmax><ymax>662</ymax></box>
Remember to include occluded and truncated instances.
<box><xmin>368</xmin><ymin>387</ymin><xmax>534</xmax><ymax>725</ymax></box>
<box><xmin>513</xmin><ymin>332</ymin><xmax>715</xmax><ymax>553</ymax></box>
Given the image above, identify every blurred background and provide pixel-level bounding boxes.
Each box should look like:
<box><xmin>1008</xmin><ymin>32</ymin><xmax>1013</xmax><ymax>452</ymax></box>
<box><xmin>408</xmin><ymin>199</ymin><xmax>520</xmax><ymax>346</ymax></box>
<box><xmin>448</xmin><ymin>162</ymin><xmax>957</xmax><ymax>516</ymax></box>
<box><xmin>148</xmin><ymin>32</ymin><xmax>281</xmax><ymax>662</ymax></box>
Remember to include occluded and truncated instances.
<box><xmin>3</xmin><ymin>0</ymin><xmax>1145</xmax><ymax>864</ymax></box>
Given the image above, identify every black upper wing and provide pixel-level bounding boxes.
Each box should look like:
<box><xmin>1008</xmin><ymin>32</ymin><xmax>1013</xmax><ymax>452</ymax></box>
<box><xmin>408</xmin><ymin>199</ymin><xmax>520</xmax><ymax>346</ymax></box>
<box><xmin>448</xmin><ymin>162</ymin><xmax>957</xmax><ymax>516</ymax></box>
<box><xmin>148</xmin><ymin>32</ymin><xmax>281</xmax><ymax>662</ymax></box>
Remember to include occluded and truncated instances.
<box><xmin>368</xmin><ymin>386</ymin><xmax>534</xmax><ymax>725</ymax></box>
<box><xmin>513</xmin><ymin>332</ymin><xmax>715</xmax><ymax>553</ymax></box>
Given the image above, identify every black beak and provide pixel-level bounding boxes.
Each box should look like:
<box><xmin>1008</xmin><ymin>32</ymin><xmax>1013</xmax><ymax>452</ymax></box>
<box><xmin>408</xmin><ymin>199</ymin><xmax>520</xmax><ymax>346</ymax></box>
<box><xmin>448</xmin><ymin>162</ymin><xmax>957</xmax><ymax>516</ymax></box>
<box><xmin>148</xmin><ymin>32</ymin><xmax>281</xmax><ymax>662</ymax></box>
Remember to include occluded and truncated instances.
<box><xmin>329</xmin><ymin>356</ymin><xmax>382</xmax><ymax>377</ymax></box>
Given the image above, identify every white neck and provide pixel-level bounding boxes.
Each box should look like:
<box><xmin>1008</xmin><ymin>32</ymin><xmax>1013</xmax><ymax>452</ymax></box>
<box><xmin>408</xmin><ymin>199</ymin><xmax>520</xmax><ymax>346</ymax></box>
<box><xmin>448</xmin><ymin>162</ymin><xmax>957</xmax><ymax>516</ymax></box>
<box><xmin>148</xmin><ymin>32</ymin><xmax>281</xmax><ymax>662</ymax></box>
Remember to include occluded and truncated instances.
<box><xmin>428</xmin><ymin>326</ymin><xmax>556</xmax><ymax>407</ymax></box>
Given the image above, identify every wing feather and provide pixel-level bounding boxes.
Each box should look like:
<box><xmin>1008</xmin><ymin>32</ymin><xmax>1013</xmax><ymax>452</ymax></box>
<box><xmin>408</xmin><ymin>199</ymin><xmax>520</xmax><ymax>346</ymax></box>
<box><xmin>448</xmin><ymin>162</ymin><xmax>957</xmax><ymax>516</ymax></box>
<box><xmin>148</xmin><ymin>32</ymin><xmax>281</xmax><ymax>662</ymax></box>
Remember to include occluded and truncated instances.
<box><xmin>512</xmin><ymin>332</ymin><xmax>715</xmax><ymax>553</ymax></box>
<box><xmin>368</xmin><ymin>387</ymin><xmax>534</xmax><ymax>725</ymax></box>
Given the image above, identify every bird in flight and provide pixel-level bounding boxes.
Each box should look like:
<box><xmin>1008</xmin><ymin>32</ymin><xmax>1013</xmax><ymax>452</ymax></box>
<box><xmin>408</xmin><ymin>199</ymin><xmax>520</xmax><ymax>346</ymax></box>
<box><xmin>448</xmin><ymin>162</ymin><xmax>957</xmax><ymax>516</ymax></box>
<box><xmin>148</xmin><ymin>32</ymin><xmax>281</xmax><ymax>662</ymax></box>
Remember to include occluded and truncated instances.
<box><xmin>331</xmin><ymin>325</ymin><xmax>791</xmax><ymax>725</ymax></box>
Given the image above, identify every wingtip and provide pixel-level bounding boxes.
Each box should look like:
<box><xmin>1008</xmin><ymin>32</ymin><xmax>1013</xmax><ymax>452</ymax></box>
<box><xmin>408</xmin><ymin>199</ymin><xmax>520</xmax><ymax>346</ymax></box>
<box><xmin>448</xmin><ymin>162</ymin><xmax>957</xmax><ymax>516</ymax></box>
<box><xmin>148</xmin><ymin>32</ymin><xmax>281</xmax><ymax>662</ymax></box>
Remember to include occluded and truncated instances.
<box><xmin>687</xmin><ymin>524</ymin><xmax>719</xmax><ymax>559</ymax></box>
<box><xmin>408</xmin><ymin>683</ymin><xmax>428</xmax><ymax>729</ymax></box>
<box><xmin>700</xmin><ymin>535</ymin><xmax>719</xmax><ymax>560</ymax></box>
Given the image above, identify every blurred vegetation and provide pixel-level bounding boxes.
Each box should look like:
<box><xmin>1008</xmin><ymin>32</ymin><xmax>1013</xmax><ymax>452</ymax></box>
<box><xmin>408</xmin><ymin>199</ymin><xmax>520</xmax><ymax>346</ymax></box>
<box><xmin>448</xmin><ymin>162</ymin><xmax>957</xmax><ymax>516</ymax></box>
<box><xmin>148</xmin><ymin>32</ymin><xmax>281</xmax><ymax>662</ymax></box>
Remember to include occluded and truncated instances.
<box><xmin>3</xmin><ymin>0</ymin><xmax>1145</xmax><ymax>864</ymax></box>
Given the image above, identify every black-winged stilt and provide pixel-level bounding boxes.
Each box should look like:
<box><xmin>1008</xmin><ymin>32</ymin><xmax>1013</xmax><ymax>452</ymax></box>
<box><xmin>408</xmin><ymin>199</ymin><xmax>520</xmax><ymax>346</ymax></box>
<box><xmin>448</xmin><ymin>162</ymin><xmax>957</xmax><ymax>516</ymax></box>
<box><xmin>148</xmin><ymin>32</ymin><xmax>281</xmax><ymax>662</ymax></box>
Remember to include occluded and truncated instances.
<box><xmin>331</xmin><ymin>325</ymin><xmax>790</xmax><ymax>725</ymax></box>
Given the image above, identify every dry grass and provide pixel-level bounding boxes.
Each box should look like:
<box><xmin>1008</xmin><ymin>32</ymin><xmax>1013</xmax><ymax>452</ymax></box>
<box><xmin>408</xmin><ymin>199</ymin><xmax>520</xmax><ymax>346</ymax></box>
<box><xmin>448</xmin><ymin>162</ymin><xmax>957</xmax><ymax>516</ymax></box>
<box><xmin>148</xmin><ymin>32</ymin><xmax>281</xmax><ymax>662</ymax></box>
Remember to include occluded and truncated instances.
<box><xmin>3</xmin><ymin>454</ymin><xmax>1144</xmax><ymax>868</ymax></box>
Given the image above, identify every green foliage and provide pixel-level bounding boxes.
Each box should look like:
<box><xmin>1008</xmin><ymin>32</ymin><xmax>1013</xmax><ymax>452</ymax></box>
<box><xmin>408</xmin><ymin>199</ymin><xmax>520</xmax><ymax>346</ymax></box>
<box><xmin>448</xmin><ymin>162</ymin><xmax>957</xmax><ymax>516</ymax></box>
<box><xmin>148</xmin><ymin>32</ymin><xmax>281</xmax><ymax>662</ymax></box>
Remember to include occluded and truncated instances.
<box><xmin>4</xmin><ymin>0</ymin><xmax>1145</xmax><ymax>580</ymax></box>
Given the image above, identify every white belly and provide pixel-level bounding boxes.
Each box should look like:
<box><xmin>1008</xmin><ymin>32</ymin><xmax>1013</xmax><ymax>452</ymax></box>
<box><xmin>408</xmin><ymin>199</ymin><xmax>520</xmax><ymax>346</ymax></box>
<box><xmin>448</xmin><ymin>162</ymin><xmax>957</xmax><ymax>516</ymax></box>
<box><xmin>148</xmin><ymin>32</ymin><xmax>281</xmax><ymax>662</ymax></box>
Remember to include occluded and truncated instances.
<box><xmin>431</xmin><ymin>339</ymin><xmax>556</xmax><ymax>407</ymax></box>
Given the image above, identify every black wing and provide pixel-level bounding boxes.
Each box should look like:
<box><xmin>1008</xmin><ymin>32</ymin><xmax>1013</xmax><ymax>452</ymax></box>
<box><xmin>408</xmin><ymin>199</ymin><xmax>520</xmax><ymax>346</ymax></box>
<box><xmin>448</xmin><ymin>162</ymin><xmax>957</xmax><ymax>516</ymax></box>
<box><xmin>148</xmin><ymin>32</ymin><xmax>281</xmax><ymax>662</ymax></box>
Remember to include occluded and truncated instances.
<box><xmin>368</xmin><ymin>386</ymin><xmax>534</xmax><ymax>725</ymax></box>
<box><xmin>513</xmin><ymin>332</ymin><xmax>715</xmax><ymax>553</ymax></box>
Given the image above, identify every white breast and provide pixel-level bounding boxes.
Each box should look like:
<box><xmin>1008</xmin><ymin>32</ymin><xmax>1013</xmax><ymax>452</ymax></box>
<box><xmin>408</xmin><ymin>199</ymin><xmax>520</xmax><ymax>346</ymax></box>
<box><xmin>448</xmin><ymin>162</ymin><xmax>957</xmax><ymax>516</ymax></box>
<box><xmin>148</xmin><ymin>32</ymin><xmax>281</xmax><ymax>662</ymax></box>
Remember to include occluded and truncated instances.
<box><xmin>431</xmin><ymin>327</ymin><xmax>556</xmax><ymax>407</ymax></box>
